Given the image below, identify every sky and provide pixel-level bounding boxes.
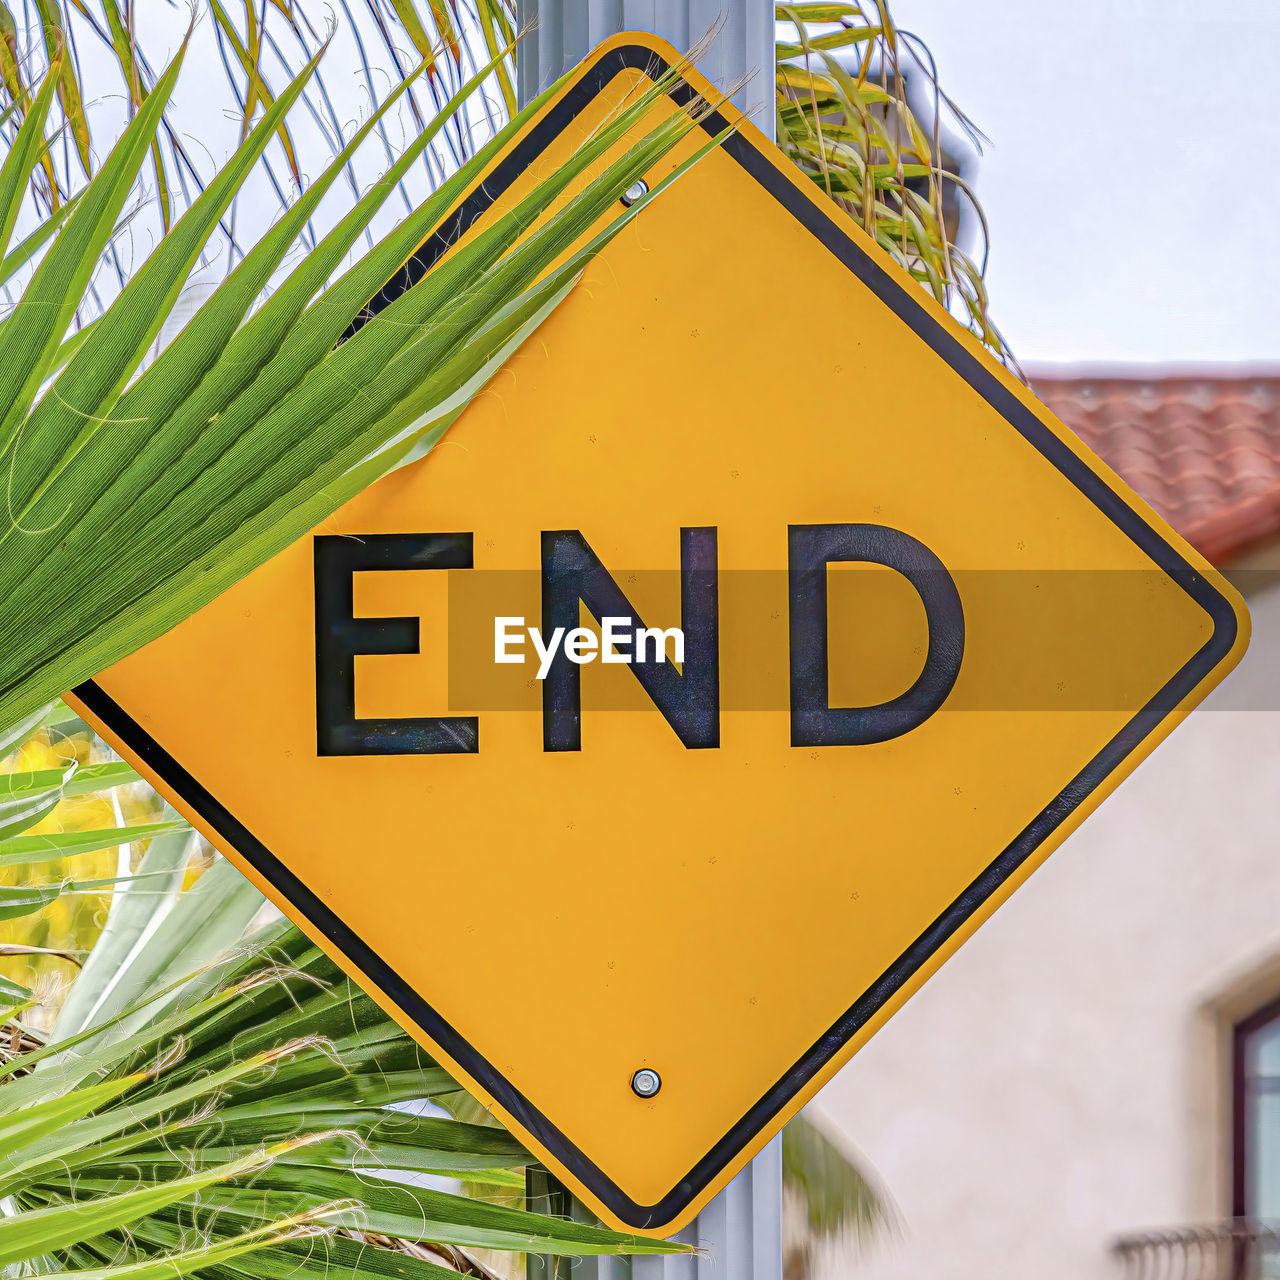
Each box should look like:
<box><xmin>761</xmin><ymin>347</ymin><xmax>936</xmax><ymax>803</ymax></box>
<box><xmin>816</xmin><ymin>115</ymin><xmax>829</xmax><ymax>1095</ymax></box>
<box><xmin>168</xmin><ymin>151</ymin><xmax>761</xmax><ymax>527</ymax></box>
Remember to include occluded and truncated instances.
<box><xmin>889</xmin><ymin>0</ymin><xmax>1280</xmax><ymax>369</ymax></box>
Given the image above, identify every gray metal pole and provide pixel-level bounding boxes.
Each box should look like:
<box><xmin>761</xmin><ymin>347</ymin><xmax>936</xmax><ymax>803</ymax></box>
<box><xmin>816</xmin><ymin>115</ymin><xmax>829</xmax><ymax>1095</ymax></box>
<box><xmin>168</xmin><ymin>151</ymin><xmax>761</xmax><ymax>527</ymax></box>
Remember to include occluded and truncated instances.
<box><xmin>516</xmin><ymin>2</ymin><xmax>783</xmax><ymax>1276</ymax></box>
<box><xmin>528</xmin><ymin>1136</ymin><xmax>783</xmax><ymax>1279</ymax></box>
<box><xmin>516</xmin><ymin>0</ymin><xmax>776</xmax><ymax>141</ymax></box>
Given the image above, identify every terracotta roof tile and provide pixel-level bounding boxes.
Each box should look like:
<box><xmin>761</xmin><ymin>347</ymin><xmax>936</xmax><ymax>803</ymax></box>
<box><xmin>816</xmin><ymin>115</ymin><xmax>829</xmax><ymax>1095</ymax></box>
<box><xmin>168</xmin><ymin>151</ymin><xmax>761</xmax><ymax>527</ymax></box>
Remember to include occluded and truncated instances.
<box><xmin>1030</xmin><ymin>369</ymin><xmax>1280</xmax><ymax>563</ymax></box>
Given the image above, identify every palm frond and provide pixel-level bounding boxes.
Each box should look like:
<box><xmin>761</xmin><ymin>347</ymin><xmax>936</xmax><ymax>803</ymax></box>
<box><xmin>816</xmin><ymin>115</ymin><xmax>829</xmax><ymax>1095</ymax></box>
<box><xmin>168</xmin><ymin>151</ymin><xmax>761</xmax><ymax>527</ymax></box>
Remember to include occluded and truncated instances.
<box><xmin>1</xmin><ymin>874</ymin><xmax>693</xmax><ymax>1276</ymax></box>
<box><xmin>0</xmin><ymin>701</ymin><xmax>181</xmax><ymax>1013</ymax></box>
<box><xmin>0</xmin><ymin>698</ymin><xmax>696</xmax><ymax>1275</ymax></box>
<box><xmin>774</xmin><ymin>1</ymin><xmax>1015</xmax><ymax>365</ymax></box>
<box><xmin>4</xmin><ymin>3</ymin><xmax>1008</xmax><ymax>364</ymax></box>
<box><xmin>0</xmin><ymin>36</ymin><xmax>722</xmax><ymax>741</ymax></box>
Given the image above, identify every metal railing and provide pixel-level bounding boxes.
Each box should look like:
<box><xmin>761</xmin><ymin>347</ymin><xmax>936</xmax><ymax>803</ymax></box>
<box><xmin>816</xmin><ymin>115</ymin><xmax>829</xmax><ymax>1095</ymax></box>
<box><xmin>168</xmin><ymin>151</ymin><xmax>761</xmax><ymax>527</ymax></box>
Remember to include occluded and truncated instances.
<box><xmin>1114</xmin><ymin>1222</ymin><xmax>1280</xmax><ymax>1279</ymax></box>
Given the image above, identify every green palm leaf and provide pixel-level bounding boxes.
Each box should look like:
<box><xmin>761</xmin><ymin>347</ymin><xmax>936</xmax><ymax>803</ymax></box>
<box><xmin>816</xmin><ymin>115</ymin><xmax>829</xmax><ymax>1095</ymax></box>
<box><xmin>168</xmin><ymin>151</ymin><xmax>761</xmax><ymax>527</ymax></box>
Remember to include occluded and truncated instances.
<box><xmin>1</xmin><ymin>4</ymin><xmax>1005</xmax><ymax>365</ymax></box>
<box><xmin>0</xmin><ymin>42</ymin><xmax>719</xmax><ymax>740</ymax></box>
<box><xmin>1</xmin><ymin>895</ymin><xmax>693</xmax><ymax>1274</ymax></box>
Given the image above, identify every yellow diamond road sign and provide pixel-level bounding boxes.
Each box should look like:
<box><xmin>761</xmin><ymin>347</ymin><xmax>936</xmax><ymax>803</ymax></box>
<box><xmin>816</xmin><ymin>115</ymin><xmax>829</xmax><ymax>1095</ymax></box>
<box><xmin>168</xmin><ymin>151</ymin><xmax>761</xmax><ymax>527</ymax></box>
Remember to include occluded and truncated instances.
<box><xmin>67</xmin><ymin>35</ymin><xmax>1248</xmax><ymax>1237</ymax></box>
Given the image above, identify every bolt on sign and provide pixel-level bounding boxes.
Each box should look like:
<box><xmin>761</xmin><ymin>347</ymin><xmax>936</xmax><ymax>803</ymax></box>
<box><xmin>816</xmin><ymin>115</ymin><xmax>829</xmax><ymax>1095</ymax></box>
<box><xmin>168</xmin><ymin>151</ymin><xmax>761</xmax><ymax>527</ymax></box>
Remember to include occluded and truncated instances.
<box><xmin>67</xmin><ymin>35</ymin><xmax>1249</xmax><ymax>1237</ymax></box>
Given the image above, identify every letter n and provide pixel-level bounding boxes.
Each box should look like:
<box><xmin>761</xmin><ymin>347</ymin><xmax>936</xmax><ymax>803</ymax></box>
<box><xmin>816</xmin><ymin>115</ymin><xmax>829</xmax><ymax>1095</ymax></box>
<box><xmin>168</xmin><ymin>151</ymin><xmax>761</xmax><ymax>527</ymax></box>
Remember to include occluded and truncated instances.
<box><xmin>540</xmin><ymin>529</ymin><xmax>719</xmax><ymax>752</ymax></box>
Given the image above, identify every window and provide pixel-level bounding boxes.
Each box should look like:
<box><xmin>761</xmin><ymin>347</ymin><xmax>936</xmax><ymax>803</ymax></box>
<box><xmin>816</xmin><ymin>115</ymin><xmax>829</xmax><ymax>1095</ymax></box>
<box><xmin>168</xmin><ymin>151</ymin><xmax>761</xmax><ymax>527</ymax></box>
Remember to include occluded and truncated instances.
<box><xmin>1234</xmin><ymin>996</ymin><xmax>1280</xmax><ymax>1220</ymax></box>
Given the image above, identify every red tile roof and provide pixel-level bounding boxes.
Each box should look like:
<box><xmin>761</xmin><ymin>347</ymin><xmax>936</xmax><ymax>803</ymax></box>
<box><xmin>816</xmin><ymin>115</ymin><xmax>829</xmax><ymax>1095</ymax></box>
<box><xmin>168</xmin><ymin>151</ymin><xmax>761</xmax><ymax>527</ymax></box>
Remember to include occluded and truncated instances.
<box><xmin>1031</xmin><ymin>369</ymin><xmax>1280</xmax><ymax>564</ymax></box>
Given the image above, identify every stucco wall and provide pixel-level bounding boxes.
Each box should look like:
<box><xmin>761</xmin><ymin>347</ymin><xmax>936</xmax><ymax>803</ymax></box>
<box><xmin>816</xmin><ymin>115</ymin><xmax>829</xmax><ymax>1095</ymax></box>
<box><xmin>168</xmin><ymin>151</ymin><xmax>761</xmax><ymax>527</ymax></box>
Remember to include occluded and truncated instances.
<box><xmin>815</xmin><ymin>572</ymin><xmax>1280</xmax><ymax>1278</ymax></box>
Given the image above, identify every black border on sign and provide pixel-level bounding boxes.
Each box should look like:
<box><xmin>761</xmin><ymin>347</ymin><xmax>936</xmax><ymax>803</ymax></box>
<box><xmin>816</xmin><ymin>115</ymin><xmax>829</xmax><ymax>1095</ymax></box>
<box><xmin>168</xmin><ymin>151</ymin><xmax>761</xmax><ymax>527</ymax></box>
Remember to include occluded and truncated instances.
<box><xmin>72</xmin><ymin>44</ymin><xmax>1240</xmax><ymax>1231</ymax></box>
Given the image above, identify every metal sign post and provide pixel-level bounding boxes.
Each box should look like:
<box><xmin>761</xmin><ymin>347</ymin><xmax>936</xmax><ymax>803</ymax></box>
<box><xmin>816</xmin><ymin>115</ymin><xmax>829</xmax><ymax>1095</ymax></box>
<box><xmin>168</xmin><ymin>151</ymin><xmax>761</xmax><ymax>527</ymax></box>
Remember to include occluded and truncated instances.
<box><xmin>515</xmin><ymin>0</ymin><xmax>776</xmax><ymax>142</ymax></box>
<box><xmin>528</xmin><ymin>1140</ymin><xmax>781</xmax><ymax>1278</ymax></box>
<box><xmin>517</xmin><ymin>3</ymin><xmax>782</xmax><ymax>1274</ymax></box>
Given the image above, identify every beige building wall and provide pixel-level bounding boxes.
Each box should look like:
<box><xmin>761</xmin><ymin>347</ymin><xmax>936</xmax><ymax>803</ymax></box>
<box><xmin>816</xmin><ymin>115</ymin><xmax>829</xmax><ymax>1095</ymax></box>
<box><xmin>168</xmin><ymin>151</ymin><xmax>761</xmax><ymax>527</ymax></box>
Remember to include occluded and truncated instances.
<box><xmin>815</xmin><ymin>569</ymin><xmax>1280</xmax><ymax>1278</ymax></box>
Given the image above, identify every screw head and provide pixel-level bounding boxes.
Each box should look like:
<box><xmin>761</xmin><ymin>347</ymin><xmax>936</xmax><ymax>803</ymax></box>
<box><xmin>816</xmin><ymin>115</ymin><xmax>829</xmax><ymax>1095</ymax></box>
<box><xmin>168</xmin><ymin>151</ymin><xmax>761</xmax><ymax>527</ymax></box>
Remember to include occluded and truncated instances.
<box><xmin>631</xmin><ymin>1068</ymin><xmax>662</xmax><ymax>1099</ymax></box>
<box><xmin>620</xmin><ymin>179</ymin><xmax>649</xmax><ymax>208</ymax></box>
